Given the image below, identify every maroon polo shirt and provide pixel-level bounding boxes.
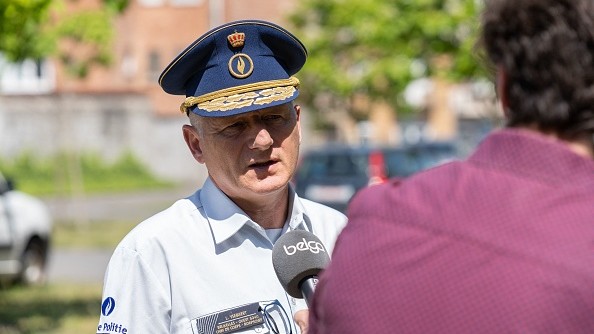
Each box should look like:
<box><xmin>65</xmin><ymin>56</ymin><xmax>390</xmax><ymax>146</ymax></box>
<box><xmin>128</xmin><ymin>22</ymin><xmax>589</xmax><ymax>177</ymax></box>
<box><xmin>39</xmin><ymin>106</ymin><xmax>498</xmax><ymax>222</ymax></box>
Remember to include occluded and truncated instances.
<box><xmin>310</xmin><ymin>128</ymin><xmax>594</xmax><ymax>334</ymax></box>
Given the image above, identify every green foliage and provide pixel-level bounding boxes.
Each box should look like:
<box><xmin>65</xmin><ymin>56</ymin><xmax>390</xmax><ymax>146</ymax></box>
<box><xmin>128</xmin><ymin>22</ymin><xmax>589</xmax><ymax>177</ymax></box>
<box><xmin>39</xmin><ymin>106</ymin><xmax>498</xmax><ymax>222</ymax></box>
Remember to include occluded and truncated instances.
<box><xmin>289</xmin><ymin>0</ymin><xmax>488</xmax><ymax>116</ymax></box>
<box><xmin>0</xmin><ymin>283</ymin><xmax>102</xmax><ymax>334</ymax></box>
<box><xmin>103</xmin><ymin>0</ymin><xmax>130</xmax><ymax>13</ymax></box>
<box><xmin>54</xmin><ymin>220</ymin><xmax>138</xmax><ymax>249</ymax></box>
<box><xmin>0</xmin><ymin>0</ymin><xmax>55</xmax><ymax>61</ymax></box>
<box><xmin>54</xmin><ymin>8</ymin><xmax>115</xmax><ymax>77</ymax></box>
<box><xmin>0</xmin><ymin>0</ymin><xmax>129</xmax><ymax>76</ymax></box>
<box><xmin>0</xmin><ymin>151</ymin><xmax>173</xmax><ymax>196</ymax></box>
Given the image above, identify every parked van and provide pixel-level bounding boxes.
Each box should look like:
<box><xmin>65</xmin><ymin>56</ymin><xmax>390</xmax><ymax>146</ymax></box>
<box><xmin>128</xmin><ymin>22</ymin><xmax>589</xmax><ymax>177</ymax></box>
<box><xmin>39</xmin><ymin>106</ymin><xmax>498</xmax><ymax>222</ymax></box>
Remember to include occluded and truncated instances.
<box><xmin>293</xmin><ymin>142</ymin><xmax>459</xmax><ymax>213</ymax></box>
<box><xmin>0</xmin><ymin>172</ymin><xmax>52</xmax><ymax>286</ymax></box>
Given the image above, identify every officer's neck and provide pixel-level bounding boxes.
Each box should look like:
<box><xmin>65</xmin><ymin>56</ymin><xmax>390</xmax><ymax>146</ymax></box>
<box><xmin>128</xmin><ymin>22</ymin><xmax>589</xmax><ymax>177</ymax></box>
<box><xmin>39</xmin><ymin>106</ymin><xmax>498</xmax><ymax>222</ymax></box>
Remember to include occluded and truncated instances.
<box><xmin>234</xmin><ymin>190</ymin><xmax>290</xmax><ymax>230</ymax></box>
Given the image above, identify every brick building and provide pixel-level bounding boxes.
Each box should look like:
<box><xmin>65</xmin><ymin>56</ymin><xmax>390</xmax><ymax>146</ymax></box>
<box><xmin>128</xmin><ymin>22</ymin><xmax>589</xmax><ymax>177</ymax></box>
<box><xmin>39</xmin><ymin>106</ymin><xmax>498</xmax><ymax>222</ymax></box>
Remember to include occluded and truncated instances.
<box><xmin>0</xmin><ymin>0</ymin><xmax>303</xmax><ymax>182</ymax></box>
<box><xmin>0</xmin><ymin>0</ymin><xmax>496</xmax><ymax>183</ymax></box>
<box><xmin>59</xmin><ymin>0</ymin><xmax>299</xmax><ymax>115</ymax></box>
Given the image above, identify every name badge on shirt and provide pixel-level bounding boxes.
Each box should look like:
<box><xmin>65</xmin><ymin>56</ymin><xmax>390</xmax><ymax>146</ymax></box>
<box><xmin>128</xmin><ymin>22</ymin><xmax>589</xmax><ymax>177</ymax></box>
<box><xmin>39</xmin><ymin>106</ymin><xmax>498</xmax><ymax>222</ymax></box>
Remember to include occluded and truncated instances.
<box><xmin>191</xmin><ymin>300</ymin><xmax>293</xmax><ymax>334</ymax></box>
<box><xmin>192</xmin><ymin>302</ymin><xmax>265</xmax><ymax>334</ymax></box>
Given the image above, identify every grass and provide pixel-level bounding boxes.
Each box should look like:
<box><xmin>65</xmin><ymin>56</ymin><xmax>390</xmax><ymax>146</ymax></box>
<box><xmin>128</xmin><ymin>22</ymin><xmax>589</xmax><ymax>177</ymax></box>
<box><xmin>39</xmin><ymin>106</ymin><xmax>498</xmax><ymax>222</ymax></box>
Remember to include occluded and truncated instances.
<box><xmin>0</xmin><ymin>218</ymin><xmax>144</xmax><ymax>333</ymax></box>
<box><xmin>0</xmin><ymin>152</ymin><xmax>178</xmax><ymax>333</ymax></box>
<box><xmin>0</xmin><ymin>222</ymin><xmax>138</xmax><ymax>333</ymax></box>
<box><xmin>0</xmin><ymin>283</ymin><xmax>103</xmax><ymax>334</ymax></box>
<box><xmin>52</xmin><ymin>220</ymin><xmax>139</xmax><ymax>249</ymax></box>
<box><xmin>0</xmin><ymin>151</ymin><xmax>174</xmax><ymax>197</ymax></box>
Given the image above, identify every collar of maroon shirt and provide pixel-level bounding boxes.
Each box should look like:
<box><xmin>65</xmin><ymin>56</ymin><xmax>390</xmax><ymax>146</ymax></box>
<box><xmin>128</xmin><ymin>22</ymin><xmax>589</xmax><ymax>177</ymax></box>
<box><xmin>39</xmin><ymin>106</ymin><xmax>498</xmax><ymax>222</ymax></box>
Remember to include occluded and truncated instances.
<box><xmin>468</xmin><ymin>128</ymin><xmax>594</xmax><ymax>188</ymax></box>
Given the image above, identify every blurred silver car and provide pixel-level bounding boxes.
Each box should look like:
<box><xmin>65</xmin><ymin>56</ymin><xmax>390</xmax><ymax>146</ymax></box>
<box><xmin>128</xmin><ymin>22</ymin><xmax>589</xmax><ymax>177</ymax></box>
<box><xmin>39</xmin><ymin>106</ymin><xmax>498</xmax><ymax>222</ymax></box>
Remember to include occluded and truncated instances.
<box><xmin>0</xmin><ymin>172</ymin><xmax>52</xmax><ymax>286</ymax></box>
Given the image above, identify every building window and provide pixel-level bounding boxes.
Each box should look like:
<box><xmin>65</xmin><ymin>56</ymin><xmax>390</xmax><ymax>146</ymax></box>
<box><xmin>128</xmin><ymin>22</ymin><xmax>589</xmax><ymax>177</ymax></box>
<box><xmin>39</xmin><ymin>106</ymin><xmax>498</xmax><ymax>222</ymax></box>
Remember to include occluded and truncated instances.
<box><xmin>0</xmin><ymin>53</ymin><xmax>56</xmax><ymax>94</ymax></box>
<box><xmin>120</xmin><ymin>52</ymin><xmax>137</xmax><ymax>80</ymax></box>
<box><xmin>148</xmin><ymin>51</ymin><xmax>161</xmax><ymax>82</ymax></box>
<box><xmin>169</xmin><ymin>0</ymin><xmax>203</xmax><ymax>6</ymax></box>
<box><xmin>138</xmin><ymin>0</ymin><xmax>165</xmax><ymax>7</ymax></box>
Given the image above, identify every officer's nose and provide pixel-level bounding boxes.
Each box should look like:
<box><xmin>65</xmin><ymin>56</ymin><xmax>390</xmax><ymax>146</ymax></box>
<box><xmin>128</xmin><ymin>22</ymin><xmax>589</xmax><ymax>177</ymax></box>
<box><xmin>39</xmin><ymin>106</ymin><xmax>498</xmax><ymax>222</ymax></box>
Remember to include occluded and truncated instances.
<box><xmin>249</xmin><ymin>128</ymin><xmax>274</xmax><ymax>150</ymax></box>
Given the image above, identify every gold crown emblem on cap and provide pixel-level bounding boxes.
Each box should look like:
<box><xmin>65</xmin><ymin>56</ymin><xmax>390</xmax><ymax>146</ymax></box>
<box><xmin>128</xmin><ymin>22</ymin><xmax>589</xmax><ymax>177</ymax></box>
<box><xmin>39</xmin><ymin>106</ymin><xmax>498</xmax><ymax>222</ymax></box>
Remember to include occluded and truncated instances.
<box><xmin>227</xmin><ymin>31</ymin><xmax>245</xmax><ymax>48</ymax></box>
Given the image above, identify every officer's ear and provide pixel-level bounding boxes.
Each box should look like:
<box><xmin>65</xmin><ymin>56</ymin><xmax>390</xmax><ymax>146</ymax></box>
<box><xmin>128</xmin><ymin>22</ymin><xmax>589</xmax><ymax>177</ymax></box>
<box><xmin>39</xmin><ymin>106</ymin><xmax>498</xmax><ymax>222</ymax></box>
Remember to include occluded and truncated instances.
<box><xmin>182</xmin><ymin>124</ymin><xmax>205</xmax><ymax>164</ymax></box>
<box><xmin>294</xmin><ymin>104</ymin><xmax>302</xmax><ymax>144</ymax></box>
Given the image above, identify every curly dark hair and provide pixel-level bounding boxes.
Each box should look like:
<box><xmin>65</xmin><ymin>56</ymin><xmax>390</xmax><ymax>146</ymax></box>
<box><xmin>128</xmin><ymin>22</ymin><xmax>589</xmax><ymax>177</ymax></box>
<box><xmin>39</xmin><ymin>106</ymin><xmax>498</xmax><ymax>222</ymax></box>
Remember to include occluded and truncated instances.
<box><xmin>480</xmin><ymin>0</ymin><xmax>594</xmax><ymax>140</ymax></box>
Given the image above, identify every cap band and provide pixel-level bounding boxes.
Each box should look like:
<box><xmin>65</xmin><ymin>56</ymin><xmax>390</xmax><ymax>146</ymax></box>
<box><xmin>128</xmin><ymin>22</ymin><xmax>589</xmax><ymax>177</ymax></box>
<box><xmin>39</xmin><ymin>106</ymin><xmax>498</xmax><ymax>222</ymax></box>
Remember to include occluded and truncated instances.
<box><xmin>180</xmin><ymin>77</ymin><xmax>300</xmax><ymax>114</ymax></box>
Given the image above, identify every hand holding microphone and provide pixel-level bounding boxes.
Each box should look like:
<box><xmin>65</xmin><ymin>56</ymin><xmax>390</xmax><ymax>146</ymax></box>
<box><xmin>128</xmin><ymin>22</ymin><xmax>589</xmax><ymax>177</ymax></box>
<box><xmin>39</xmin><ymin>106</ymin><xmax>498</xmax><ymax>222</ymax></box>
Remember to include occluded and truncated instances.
<box><xmin>272</xmin><ymin>230</ymin><xmax>330</xmax><ymax>307</ymax></box>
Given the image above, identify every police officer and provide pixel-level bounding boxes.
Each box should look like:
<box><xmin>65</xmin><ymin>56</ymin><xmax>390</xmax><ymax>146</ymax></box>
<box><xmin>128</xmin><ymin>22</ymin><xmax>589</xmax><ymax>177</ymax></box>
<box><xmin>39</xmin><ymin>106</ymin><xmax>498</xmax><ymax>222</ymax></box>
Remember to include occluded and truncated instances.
<box><xmin>97</xmin><ymin>20</ymin><xmax>346</xmax><ymax>334</ymax></box>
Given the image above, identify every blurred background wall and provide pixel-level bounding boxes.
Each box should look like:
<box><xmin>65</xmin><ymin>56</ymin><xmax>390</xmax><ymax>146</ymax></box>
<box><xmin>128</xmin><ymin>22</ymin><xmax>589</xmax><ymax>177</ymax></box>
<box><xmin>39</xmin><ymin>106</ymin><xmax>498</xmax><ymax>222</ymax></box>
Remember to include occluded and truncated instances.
<box><xmin>0</xmin><ymin>0</ymin><xmax>501</xmax><ymax>184</ymax></box>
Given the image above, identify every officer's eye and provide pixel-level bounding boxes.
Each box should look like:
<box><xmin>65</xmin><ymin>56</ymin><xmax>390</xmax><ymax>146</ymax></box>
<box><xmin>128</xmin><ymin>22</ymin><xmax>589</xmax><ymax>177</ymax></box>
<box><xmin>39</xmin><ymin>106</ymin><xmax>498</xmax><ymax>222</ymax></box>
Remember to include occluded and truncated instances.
<box><xmin>263</xmin><ymin>114</ymin><xmax>283</xmax><ymax>122</ymax></box>
<box><xmin>226</xmin><ymin>121</ymin><xmax>246</xmax><ymax>128</ymax></box>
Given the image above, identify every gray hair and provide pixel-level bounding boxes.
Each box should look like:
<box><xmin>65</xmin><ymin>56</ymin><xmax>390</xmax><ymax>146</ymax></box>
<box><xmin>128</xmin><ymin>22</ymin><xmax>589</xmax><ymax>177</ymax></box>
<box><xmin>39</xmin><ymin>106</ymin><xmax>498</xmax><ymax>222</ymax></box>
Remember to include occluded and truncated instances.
<box><xmin>187</xmin><ymin>112</ymin><xmax>203</xmax><ymax>136</ymax></box>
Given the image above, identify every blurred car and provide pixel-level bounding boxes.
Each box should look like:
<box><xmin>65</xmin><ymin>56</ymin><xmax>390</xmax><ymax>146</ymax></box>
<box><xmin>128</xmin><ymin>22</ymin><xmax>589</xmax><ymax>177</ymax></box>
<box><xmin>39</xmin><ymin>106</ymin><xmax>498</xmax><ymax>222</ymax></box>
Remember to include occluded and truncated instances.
<box><xmin>0</xmin><ymin>172</ymin><xmax>52</xmax><ymax>286</ymax></box>
<box><xmin>293</xmin><ymin>141</ymin><xmax>459</xmax><ymax>213</ymax></box>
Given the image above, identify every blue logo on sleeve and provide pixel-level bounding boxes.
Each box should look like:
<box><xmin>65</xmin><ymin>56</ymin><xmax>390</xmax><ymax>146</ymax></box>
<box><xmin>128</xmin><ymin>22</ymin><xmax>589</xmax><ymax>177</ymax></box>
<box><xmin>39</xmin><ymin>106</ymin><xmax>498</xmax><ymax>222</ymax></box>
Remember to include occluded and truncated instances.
<box><xmin>101</xmin><ymin>297</ymin><xmax>116</xmax><ymax>316</ymax></box>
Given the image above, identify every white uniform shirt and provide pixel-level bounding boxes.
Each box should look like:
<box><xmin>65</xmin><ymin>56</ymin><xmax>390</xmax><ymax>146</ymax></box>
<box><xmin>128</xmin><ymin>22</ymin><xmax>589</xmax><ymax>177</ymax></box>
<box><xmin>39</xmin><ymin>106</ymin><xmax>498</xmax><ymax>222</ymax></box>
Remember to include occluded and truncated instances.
<box><xmin>97</xmin><ymin>177</ymin><xmax>347</xmax><ymax>334</ymax></box>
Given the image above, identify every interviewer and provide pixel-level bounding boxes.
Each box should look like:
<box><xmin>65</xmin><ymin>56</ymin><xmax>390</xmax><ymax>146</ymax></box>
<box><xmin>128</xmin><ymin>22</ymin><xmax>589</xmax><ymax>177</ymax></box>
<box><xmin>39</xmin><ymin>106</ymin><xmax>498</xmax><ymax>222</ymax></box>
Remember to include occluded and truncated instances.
<box><xmin>308</xmin><ymin>0</ymin><xmax>594</xmax><ymax>332</ymax></box>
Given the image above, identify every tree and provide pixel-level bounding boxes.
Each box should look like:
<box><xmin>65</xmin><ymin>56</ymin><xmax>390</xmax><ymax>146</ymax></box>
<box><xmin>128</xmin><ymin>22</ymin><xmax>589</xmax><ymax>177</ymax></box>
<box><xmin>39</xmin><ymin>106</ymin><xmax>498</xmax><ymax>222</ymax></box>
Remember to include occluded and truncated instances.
<box><xmin>289</xmin><ymin>0</ymin><xmax>488</xmax><ymax>126</ymax></box>
<box><xmin>0</xmin><ymin>0</ymin><xmax>54</xmax><ymax>61</ymax></box>
<box><xmin>0</xmin><ymin>0</ymin><xmax>130</xmax><ymax>226</ymax></box>
<box><xmin>0</xmin><ymin>0</ymin><xmax>129</xmax><ymax>77</ymax></box>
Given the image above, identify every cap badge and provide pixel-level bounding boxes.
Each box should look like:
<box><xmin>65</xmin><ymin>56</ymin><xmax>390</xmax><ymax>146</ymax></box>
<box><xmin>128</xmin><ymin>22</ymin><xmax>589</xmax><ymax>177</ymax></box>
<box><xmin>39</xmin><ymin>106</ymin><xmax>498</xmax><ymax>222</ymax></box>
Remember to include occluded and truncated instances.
<box><xmin>228</xmin><ymin>54</ymin><xmax>253</xmax><ymax>78</ymax></box>
<box><xmin>227</xmin><ymin>31</ymin><xmax>254</xmax><ymax>79</ymax></box>
<box><xmin>227</xmin><ymin>31</ymin><xmax>245</xmax><ymax>48</ymax></box>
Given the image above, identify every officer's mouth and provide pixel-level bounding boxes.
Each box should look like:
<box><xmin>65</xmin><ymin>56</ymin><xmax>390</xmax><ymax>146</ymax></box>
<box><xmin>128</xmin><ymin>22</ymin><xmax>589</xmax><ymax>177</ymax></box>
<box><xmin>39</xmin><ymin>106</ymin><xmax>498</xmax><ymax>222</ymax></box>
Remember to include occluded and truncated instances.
<box><xmin>249</xmin><ymin>160</ymin><xmax>277</xmax><ymax>169</ymax></box>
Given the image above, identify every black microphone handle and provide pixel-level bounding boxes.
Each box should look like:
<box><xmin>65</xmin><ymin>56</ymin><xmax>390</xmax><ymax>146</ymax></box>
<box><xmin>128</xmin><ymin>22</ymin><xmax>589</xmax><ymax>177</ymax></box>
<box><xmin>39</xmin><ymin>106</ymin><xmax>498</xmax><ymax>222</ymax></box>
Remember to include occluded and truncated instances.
<box><xmin>300</xmin><ymin>276</ymin><xmax>319</xmax><ymax>307</ymax></box>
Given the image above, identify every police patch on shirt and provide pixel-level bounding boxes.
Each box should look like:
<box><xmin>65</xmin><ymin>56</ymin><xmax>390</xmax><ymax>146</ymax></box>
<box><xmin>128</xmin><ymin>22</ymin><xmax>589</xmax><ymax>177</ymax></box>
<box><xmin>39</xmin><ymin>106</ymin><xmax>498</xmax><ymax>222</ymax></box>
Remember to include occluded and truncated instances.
<box><xmin>97</xmin><ymin>296</ymin><xmax>129</xmax><ymax>334</ymax></box>
<box><xmin>191</xmin><ymin>300</ymin><xmax>292</xmax><ymax>334</ymax></box>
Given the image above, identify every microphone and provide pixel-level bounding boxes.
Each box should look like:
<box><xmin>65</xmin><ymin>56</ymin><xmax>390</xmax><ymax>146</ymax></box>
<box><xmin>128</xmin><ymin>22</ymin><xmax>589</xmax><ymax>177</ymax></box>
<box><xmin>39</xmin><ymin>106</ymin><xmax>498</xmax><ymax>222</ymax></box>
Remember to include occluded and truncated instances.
<box><xmin>272</xmin><ymin>230</ymin><xmax>330</xmax><ymax>306</ymax></box>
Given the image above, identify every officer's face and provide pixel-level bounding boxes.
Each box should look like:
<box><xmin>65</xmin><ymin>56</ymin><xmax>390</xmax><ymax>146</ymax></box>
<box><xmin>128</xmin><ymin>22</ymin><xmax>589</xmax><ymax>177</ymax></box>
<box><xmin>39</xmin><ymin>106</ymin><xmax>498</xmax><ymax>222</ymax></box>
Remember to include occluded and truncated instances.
<box><xmin>183</xmin><ymin>103</ymin><xmax>301</xmax><ymax>203</ymax></box>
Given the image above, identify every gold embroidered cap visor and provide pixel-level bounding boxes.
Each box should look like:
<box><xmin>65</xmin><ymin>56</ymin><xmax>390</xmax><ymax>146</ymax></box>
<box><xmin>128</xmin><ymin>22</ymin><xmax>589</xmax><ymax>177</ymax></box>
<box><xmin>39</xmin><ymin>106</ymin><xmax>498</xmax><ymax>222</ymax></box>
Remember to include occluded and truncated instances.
<box><xmin>158</xmin><ymin>20</ymin><xmax>308</xmax><ymax>117</ymax></box>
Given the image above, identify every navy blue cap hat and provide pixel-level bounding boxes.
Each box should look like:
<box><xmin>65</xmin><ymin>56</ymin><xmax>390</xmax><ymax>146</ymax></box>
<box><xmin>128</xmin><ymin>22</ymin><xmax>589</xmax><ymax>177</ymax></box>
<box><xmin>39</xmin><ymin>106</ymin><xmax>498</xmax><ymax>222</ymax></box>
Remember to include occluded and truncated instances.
<box><xmin>159</xmin><ymin>20</ymin><xmax>308</xmax><ymax>117</ymax></box>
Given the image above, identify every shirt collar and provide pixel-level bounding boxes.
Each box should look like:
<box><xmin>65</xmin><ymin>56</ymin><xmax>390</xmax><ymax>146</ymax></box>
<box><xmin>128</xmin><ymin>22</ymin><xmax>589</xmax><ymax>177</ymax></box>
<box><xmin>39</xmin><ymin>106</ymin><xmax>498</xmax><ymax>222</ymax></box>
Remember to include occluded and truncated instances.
<box><xmin>200</xmin><ymin>177</ymin><xmax>310</xmax><ymax>244</ymax></box>
<box><xmin>469</xmin><ymin>128</ymin><xmax>594</xmax><ymax>187</ymax></box>
<box><xmin>287</xmin><ymin>184</ymin><xmax>311</xmax><ymax>232</ymax></box>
